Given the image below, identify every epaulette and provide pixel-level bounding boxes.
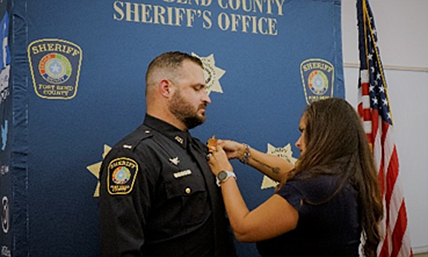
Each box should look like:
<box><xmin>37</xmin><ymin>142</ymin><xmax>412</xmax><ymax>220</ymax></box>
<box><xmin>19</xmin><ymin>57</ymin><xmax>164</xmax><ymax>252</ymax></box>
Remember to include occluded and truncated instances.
<box><xmin>120</xmin><ymin>127</ymin><xmax>154</xmax><ymax>152</ymax></box>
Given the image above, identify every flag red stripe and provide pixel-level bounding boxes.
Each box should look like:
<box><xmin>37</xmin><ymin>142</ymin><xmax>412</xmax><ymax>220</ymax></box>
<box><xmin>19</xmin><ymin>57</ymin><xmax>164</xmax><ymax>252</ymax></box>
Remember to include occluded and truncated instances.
<box><xmin>358</xmin><ymin>103</ymin><xmax>363</xmax><ymax>117</ymax></box>
<box><xmin>363</xmin><ymin>108</ymin><xmax>371</xmax><ymax>121</ymax></box>
<box><xmin>361</xmin><ymin>82</ymin><xmax>370</xmax><ymax>95</ymax></box>
<box><xmin>385</xmin><ymin>145</ymin><xmax>399</xmax><ymax>207</ymax></box>
<box><xmin>390</xmin><ymin>201</ymin><xmax>408</xmax><ymax>257</ymax></box>
<box><xmin>379</xmin><ymin>239</ymin><xmax>389</xmax><ymax>257</ymax></box>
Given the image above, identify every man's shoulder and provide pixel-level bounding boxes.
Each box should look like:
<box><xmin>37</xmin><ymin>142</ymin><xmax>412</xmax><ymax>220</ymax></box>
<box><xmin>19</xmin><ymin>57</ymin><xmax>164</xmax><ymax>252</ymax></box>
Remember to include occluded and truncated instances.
<box><xmin>118</xmin><ymin>124</ymin><xmax>153</xmax><ymax>146</ymax></box>
<box><xmin>104</xmin><ymin>125</ymin><xmax>155</xmax><ymax>158</ymax></box>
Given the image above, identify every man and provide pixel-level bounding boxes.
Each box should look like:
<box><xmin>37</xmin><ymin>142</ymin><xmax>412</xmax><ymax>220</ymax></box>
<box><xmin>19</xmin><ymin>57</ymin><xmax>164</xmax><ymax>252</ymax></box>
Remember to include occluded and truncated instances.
<box><xmin>99</xmin><ymin>51</ymin><xmax>236</xmax><ymax>257</ymax></box>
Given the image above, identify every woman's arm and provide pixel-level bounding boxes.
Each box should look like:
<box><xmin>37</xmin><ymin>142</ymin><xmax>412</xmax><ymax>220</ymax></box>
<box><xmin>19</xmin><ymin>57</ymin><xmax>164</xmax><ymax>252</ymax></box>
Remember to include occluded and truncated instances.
<box><xmin>208</xmin><ymin>145</ymin><xmax>299</xmax><ymax>242</ymax></box>
<box><xmin>222</xmin><ymin>179</ymin><xmax>299</xmax><ymax>242</ymax></box>
<box><xmin>218</xmin><ymin>140</ymin><xmax>294</xmax><ymax>182</ymax></box>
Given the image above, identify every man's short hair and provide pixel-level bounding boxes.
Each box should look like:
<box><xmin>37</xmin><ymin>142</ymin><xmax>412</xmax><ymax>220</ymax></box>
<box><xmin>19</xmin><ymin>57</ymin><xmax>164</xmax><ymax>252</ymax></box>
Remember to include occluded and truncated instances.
<box><xmin>145</xmin><ymin>51</ymin><xmax>203</xmax><ymax>85</ymax></box>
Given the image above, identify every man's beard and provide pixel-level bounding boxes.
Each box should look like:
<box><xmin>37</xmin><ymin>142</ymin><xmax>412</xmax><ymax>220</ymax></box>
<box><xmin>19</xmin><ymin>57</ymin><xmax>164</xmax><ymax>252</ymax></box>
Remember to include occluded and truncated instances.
<box><xmin>169</xmin><ymin>89</ymin><xmax>207</xmax><ymax>130</ymax></box>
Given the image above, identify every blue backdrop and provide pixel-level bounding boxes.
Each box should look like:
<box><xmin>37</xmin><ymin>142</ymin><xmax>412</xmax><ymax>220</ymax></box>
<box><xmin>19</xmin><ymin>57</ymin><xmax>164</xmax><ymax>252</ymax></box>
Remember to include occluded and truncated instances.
<box><xmin>1</xmin><ymin>0</ymin><xmax>344</xmax><ymax>256</ymax></box>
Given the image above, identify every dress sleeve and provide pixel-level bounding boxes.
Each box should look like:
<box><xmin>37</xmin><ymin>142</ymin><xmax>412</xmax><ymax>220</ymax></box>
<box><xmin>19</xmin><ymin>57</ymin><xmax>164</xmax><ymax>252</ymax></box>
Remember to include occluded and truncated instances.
<box><xmin>275</xmin><ymin>181</ymin><xmax>304</xmax><ymax>212</ymax></box>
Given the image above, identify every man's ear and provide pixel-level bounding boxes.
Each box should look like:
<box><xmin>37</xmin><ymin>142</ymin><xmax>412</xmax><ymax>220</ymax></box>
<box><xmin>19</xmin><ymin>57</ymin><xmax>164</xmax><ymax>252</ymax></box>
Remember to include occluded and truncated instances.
<box><xmin>159</xmin><ymin>79</ymin><xmax>173</xmax><ymax>98</ymax></box>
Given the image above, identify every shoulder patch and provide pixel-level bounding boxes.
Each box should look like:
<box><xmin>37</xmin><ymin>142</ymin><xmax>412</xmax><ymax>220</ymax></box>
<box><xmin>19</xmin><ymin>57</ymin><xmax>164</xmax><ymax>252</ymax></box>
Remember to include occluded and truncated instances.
<box><xmin>107</xmin><ymin>157</ymin><xmax>139</xmax><ymax>195</ymax></box>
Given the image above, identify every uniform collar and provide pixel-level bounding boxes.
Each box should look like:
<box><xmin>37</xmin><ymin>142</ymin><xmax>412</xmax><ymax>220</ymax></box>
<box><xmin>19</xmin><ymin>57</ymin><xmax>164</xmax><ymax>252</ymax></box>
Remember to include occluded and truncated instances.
<box><xmin>143</xmin><ymin>114</ymin><xmax>191</xmax><ymax>149</ymax></box>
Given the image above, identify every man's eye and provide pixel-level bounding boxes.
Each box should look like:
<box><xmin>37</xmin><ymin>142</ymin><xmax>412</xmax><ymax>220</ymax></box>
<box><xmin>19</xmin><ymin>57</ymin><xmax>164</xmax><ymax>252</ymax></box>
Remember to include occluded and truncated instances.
<box><xmin>194</xmin><ymin>85</ymin><xmax>204</xmax><ymax>91</ymax></box>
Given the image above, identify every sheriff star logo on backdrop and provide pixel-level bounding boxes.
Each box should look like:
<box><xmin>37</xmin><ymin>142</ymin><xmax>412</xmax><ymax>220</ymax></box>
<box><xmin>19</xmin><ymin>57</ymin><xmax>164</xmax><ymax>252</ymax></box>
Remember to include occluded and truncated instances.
<box><xmin>261</xmin><ymin>143</ymin><xmax>298</xmax><ymax>190</ymax></box>
<box><xmin>27</xmin><ymin>38</ymin><xmax>83</xmax><ymax>100</ymax></box>
<box><xmin>192</xmin><ymin>53</ymin><xmax>225</xmax><ymax>95</ymax></box>
<box><xmin>87</xmin><ymin>144</ymin><xmax>111</xmax><ymax>197</ymax></box>
<box><xmin>300</xmin><ymin>58</ymin><xmax>334</xmax><ymax>104</ymax></box>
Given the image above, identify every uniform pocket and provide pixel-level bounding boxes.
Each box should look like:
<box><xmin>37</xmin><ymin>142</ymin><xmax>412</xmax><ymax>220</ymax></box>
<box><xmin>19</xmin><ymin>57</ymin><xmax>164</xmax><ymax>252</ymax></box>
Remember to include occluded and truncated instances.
<box><xmin>165</xmin><ymin>176</ymin><xmax>210</xmax><ymax>227</ymax></box>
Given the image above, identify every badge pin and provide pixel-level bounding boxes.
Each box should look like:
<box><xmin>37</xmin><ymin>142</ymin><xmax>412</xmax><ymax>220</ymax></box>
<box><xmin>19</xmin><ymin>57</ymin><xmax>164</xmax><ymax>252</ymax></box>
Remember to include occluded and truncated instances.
<box><xmin>169</xmin><ymin>157</ymin><xmax>180</xmax><ymax>165</ymax></box>
<box><xmin>123</xmin><ymin>144</ymin><xmax>132</xmax><ymax>149</ymax></box>
<box><xmin>175</xmin><ymin>136</ymin><xmax>184</xmax><ymax>144</ymax></box>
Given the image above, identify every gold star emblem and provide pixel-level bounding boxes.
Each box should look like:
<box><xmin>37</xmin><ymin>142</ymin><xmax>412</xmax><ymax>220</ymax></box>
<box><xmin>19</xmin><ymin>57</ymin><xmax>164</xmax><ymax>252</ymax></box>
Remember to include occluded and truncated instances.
<box><xmin>261</xmin><ymin>143</ymin><xmax>298</xmax><ymax>190</ymax></box>
<box><xmin>192</xmin><ymin>53</ymin><xmax>225</xmax><ymax>96</ymax></box>
<box><xmin>86</xmin><ymin>144</ymin><xmax>111</xmax><ymax>197</ymax></box>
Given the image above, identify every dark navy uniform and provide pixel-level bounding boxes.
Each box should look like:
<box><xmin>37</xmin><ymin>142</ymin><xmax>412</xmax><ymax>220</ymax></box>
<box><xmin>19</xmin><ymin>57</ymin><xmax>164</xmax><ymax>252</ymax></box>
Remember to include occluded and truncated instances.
<box><xmin>99</xmin><ymin>114</ymin><xmax>236</xmax><ymax>257</ymax></box>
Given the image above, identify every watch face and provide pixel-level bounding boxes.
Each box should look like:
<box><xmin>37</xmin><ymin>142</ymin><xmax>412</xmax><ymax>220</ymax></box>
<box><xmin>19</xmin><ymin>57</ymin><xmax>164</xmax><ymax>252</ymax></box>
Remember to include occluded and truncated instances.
<box><xmin>218</xmin><ymin>171</ymin><xmax>227</xmax><ymax>180</ymax></box>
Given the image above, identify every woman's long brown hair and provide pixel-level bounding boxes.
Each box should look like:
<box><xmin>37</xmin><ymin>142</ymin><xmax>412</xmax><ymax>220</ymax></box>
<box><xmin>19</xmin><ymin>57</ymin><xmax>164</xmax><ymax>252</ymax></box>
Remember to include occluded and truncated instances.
<box><xmin>287</xmin><ymin>98</ymin><xmax>383</xmax><ymax>257</ymax></box>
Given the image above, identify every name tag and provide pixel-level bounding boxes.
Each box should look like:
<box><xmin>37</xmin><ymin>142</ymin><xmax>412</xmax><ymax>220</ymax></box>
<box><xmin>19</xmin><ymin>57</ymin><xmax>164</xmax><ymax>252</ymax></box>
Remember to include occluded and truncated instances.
<box><xmin>173</xmin><ymin>169</ymin><xmax>192</xmax><ymax>178</ymax></box>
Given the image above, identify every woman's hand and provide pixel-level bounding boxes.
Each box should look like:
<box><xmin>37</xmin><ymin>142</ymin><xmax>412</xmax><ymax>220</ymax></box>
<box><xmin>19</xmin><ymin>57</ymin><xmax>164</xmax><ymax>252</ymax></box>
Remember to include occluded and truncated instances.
<box><xmin>217</xmin><ymin>140</ymin><xmax>246</xmax><ymax>160</ymax></box>
<box><xmin>207</xmin><ymin>144</ymin><xmax>234</xmax><ymax>176</ymax></box>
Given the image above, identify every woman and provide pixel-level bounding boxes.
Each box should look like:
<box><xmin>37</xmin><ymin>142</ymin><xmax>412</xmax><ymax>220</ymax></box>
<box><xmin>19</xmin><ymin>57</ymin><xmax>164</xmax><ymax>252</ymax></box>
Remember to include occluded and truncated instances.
<box><xmin>208</xmin><ymin>98</ymin><xmax>383</xmax><ymax>257</ymax></box>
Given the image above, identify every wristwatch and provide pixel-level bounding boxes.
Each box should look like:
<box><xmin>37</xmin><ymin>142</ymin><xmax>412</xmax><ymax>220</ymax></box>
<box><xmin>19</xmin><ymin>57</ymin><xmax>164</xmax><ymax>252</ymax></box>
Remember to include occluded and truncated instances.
<box><xmin>216</xmin><ymin>170</ymin><xmax>236</xmax><ymax>187</ymax></box>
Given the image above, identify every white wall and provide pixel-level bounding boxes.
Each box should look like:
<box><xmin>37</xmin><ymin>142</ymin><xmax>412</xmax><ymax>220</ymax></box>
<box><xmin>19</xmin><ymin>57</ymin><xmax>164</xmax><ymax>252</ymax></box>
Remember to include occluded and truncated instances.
<box><xmin>341</xmin><ymin>0</ymin><xmax>428</xmax><ymax>253</ymax></box>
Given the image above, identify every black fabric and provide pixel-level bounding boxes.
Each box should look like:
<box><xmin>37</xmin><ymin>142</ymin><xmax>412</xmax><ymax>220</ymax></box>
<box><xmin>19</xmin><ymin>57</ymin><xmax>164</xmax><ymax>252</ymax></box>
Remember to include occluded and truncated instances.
<box><xmin>257</xmin><ymin>172</ymin><xmax>360</xmax><ymax>257</ymax></box>
<box><xmin>99</xmin><ymin>114</ymin><xmax>236</xmax><ymax>257</ymax></box>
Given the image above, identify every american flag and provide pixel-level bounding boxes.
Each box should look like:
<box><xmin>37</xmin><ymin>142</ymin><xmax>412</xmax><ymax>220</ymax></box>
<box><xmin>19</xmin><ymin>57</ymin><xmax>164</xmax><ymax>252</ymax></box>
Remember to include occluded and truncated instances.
<box><xmin>356</xmin><ymin>0</ymin><xmax>413</xmax><ymax>256</ymax></box>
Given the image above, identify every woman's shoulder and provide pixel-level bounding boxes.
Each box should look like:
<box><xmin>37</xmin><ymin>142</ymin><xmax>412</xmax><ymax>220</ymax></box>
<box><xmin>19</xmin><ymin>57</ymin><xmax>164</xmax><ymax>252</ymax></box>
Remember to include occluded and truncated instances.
<box><xmin>279</xmin><ymin>171</ymin><xmax>343</xmax><ymax>200</ymax></box>
<box><xmin>290</xmin><ymin>170</ymin><xmax>340</xmax><ymax>186</ymax></box>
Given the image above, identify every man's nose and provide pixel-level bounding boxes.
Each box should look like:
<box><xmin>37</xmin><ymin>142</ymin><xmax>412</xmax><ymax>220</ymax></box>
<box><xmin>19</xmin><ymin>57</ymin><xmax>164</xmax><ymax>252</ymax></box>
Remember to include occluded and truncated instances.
<box><xmin>203</xmin><ymin>89</ymin><xmax>211</xmax><ymax>104</ymax></box>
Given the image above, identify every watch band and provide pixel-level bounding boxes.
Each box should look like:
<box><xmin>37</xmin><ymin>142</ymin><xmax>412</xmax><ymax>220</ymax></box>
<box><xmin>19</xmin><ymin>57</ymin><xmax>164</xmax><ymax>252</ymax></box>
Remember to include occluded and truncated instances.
<box><xmin>216</xmin><ymin>170</ymin><xmax>236</xmax><ymax>187</ymax></box>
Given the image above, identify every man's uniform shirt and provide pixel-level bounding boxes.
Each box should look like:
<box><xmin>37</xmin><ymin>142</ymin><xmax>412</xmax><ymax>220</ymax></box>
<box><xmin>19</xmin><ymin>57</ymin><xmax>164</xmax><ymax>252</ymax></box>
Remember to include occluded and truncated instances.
<box><xmin>99</xmin><ymin>114</ymin><xmax>236</xmax><ymax>257</ymax></box>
